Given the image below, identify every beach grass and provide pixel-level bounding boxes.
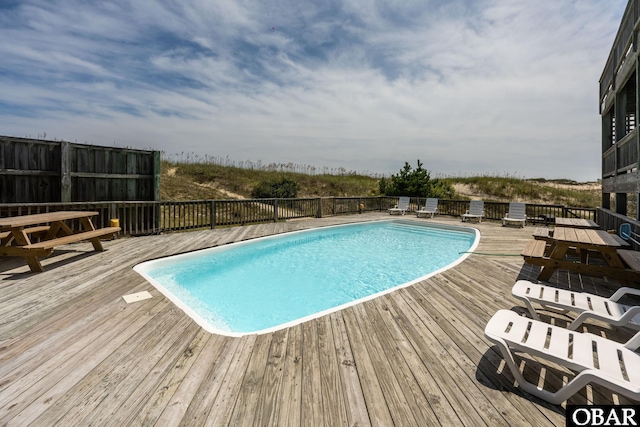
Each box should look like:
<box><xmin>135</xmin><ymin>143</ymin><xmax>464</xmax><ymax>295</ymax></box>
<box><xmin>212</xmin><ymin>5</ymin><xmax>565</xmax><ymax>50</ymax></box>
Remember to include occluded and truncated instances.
<box><xmin>161</xmin><ymin>160</ymin><xmax>601</xmax><ymax>208</ymax></box>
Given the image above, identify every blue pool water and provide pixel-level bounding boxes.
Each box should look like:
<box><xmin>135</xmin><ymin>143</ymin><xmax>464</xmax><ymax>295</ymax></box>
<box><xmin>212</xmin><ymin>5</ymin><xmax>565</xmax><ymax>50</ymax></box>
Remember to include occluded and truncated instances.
<box><xmin>134</xmin><ymin>220</ymin><xmax>478</xmax><ymax>336</ymax></box>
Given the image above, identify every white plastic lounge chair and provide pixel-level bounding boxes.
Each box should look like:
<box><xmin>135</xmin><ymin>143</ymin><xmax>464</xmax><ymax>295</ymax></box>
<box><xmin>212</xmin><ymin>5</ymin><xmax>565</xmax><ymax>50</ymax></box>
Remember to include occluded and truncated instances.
<box><xmin>485</xmin><ymin>309</ymin><xmax>640</xmax><ymax>404</ymax></box>
<box><xmin>461</xmin><ymin>200</ymin><xmax>484</xmax><ymax>222</ymax></box>
<box><xmin>502</xmin><ymin>202</ymin><xmax>526</xmax><ymax>228</ymax></box>
<box><xmin>388</xmin><ymin>196</ymin><xmax>410</xmax><ymax>215</ymax></box>
<box><xmin>512</xmin><ymin>280</ymin><xmax>640</xmax><ymax>330</ymax></box>
<box><xmin>416</xmin><ymin>198</ymin><xmax>439</xmax><ymax>218</ymax></box>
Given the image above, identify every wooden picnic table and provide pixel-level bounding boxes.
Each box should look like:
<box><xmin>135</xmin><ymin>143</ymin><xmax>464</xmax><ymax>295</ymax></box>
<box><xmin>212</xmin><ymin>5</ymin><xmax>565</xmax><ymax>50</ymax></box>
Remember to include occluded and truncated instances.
<box><xmin>522</xmin><ymin>226</ymin><xmax>638</xmax><ymax>282</ymax></box>
<box><xmin>554</xmin><ymin>217</ymin><xmax>598</xmax><ymax>228</ymax></box>
<box><xmin>0</xmin><ymin>211</ymin><xmax>120</xmax><ymax>272</ymax></box>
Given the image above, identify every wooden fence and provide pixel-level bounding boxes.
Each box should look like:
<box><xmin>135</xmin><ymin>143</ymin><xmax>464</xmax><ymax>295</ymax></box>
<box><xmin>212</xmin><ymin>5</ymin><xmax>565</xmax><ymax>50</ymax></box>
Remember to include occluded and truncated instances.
<box><xmin>0</xmin><ymin>197</ymin><xmax>597</xmax><ymax>236</ymax></box>
<box><xmin>0</xmin><ymin>136</ymin><xmax>160</xmax><ymax>203</ymax></box>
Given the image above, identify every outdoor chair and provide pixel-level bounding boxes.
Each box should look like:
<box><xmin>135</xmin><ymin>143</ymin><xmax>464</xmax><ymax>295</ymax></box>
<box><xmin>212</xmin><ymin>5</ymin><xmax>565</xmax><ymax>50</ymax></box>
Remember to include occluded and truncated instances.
<box><xmin>502</xmin><ymin>202</ymin><xmax>527</xmax><ymax>228</ymax></box>
<box><xmin>416</xmin><ymin>198</ymin><xmax>438</xmax><ymax>218</ymax></box>
<box><xmin>484</xmin><ymin>309</ymin><xmax>640</xmax><ymax>404</ymax></box>
<box><xmin>388</xmin><ymin>196</ymin><xmax>410</xmax><ymax>215</ymax></box>
<box><xmin>461</xmin><ymin>200</ymin><xmax>484</xmax><ymax>222</ymax></box>
<box><xmin>512</xmin><ymin>280</ymin><xmax>640</xmax><ymax>330</ymax></box>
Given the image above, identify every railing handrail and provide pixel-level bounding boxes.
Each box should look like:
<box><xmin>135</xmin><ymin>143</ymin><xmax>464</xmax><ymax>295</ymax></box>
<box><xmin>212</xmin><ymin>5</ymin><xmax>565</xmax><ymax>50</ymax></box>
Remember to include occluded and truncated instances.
<box><xmin>597</xmin><ymin>207</ymin><xmax>640</xmax><ymax>249</ymax></box>
<box><xmin>0</xmin><ymin>197</ymin><xmax>598</xmax><ymax>236</ymax></box>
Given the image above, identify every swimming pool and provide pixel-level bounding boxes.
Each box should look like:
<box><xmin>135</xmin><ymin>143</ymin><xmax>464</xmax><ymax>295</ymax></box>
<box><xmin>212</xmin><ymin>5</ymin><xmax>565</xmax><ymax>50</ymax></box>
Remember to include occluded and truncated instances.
<box><xmin>134</xmin><ymin>220</ymin><xmax>479</xmax><ymax>336</ymax></box>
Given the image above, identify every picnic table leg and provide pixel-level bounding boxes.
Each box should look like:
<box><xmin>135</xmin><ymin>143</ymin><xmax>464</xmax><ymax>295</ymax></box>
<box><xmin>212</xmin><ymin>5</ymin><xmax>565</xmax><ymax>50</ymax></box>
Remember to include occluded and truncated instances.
<box><xmin>79</xmin><ymin>217</ymin><xmax>105</xmax><ymax>252</ymax></box>
<box><xmin>12</xmin><ymin>228</ymin><xmax>44</xmax><ymax>272</ymax></box>
<box><xmin>58</xmin><ymin>221</ymin><xmax>75</xmax><ymax>235</ymax></box>
<box><xmin>537</xmin><ymin>266</ymin><xmax>555</xmax><ymax>281</ymax></box>
<box><xmin>23</xmin><ymin>257</ymin><xmax>44</xmax><ymax>272</ymax></box>
<box><xmin>548</xmin><ymin>243</ymin><xmax>569</xmax><ymax>260</ymax></box>
<box><xmin>600</xmin><ymin>249</ymin><xmax>634</xmax><ymax>285</ymax></box>
<box><xmin>601</xmin><ymin>249</ymin><xmax>626</xmax><ymax>269</ymax></box>
<box><xmin>45</xmin><ymin>221</ymin><xmax>66</xmax><ymax>239</ymax></box>
<box><xmin>537</xmin><ymin>242</ymin><xmax>571</xmax><ymax>281</ymax></box>
<box><xmin>543</xmin><ymin>241</ymin><xmax>555</xmax><ymax>256</ymax></box>
<box><xmin>88</xmin><ymin>238</ymin><xmax>105</xmax><ymax>252</ymax></box>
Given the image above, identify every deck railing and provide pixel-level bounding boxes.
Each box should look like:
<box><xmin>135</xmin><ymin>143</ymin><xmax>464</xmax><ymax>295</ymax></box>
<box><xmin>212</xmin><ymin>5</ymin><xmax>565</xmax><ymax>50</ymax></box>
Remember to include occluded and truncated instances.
<box><xmin>0</xmin><ymin>197</ymin><xmax>598</xmax><ymax>236</ymax></box>
<box><xmin>602</xmin><ymin>129</ymin><xmax>638</xmax><ymax>178</ymax></box>
<box><xmin>600</xmin><ymin>0</ymin><xmax>640</xmax><ymax>104</ymax></box>
<box><xmin>597</xmin><ymin>207</ymin><xmax>640</xmax><ymax>249</ymax></box>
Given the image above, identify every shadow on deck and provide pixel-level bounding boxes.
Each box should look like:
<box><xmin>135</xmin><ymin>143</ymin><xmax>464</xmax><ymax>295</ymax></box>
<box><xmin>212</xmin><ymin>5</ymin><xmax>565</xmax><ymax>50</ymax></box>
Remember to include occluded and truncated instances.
<box><xmin>0</xmin><ymin>214</ymin><xmax>637</xmax><ymax>426</ymax></box>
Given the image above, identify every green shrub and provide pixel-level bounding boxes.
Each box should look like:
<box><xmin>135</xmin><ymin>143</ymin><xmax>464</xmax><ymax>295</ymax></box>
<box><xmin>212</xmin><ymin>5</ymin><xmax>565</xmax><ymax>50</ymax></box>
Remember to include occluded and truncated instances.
<box><xmin>251</xmin><ymin>177</ymin><xmax>299</xmax><ymax>198</ymax></box>
<box><xmin>379</xmin><ymin>160</ymin><xmax>454</xmax><ymax>198</ymax></box>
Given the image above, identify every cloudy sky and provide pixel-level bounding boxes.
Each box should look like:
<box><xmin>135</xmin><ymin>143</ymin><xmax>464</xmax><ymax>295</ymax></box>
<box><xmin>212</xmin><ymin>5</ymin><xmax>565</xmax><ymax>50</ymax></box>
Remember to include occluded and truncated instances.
<box><xmin>0</xmin><ymin>0</ymin><xmax>628</xmax><ymax>181</ymax></box>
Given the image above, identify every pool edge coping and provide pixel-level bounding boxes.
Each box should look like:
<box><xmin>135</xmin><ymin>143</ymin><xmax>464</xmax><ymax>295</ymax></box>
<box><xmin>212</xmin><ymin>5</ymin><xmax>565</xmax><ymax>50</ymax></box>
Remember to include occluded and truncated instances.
<box><xmin>133</xmin><ymin>219</ymin><xmax>481</xmax><ymax>337</ymax></box>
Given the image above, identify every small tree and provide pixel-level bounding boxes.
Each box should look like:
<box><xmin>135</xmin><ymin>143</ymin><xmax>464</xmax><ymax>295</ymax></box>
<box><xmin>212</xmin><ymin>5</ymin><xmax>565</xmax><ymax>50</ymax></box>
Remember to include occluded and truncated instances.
<box><xmin>379</xmin><ymin>160</ymin><xmax>454</xmax><ymax>198</ymax></box>
<box><xmin>251</xmin><ymin>177</ymin><xmax>299</xmax><ymax>198</ymax></box>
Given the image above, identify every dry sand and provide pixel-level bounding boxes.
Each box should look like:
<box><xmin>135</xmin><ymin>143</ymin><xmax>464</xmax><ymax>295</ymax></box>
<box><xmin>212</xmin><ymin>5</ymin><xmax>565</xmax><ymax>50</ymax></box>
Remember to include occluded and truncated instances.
<box><xmin>453</xmin><ymin>181</ymin><xmax>601</xmax><ymax>204</ymax></box>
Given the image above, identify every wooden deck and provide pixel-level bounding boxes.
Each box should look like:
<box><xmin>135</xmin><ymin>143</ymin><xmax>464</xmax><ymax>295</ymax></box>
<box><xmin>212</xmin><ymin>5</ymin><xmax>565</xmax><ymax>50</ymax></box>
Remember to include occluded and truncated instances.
<box><xmin>1</xmin><ymin>214</ymin><xmax>638</xmax><ymax>426</ymax></box>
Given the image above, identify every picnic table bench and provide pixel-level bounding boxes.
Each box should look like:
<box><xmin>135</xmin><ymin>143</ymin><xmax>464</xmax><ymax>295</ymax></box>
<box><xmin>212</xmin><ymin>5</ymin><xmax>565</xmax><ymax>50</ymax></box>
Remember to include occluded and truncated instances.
<box><xmin>521</xmin><ymin>227</ymin><xmax>640</xmax><ymax>283</ymax></box>
<box><xmin>618</xmin><ymin>249</ymin><xmax>640</xmax><ymax>272</ymax></box>
<box><xmin>532</xmin><ymin>227</ymin><xmax>552</xmax><ymax>240</ymax></box>
<box><xmin>0</xmin><ymin>211</ymin><xmax>120</xmax><ymax>272</ymax></box>
<box><xmin>554</xmin><ymin>217</ymin><xmax>599</xmax><ymax>228</ymax></box>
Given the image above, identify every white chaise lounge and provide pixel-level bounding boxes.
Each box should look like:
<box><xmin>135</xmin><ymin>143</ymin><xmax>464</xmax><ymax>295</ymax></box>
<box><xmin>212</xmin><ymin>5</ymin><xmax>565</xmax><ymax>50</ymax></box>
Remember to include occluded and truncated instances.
<box><xmin>485</xmin><ymin>309</ymin><xmax>640</xmax><ymax>404</ymax></box>
<box><xmin>388</xmin><ymin>196</ymin><xmax>410</xmax><ymax>215</ymax></box>
<box><xmin>502</xmin><ymin>202</ymin><xmax>527</xmax><ymax>228</ymax></box>
<box><xmin>462</xmin><ymin>200</ymin><xmax>484</xmax><ymax>222</ymax></box>
<box><xmin>416</xmin><ymin>198</ymin><xmax>439</xmax><ymax>218</ymax></box>
<box><xmin>512</xmin><ymin>280</ymin><xmax>640</xmax><ymax>330</ymax></box>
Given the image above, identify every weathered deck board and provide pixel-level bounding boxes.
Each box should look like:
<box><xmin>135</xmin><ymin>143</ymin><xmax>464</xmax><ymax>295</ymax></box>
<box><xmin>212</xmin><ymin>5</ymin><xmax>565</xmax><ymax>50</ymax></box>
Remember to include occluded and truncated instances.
<box><xmin>127</xmin><ymin>329</ymin><xmax>215</xmax><ymax>426</ymax></box>
<box><xmin>362</xmin><ymin>298</ymin><xmax>443</xmax><ymax>425</ymax></box>
<box><xmin>410</xmin><ymin>284</ymin><xmax>560</xmax><ymax>423</ymax></box>
<box><xmin>349</xmin><ymin>303</ymin><xmax>420</xmax><ymax>426</ymax></box>
<box><xmin>0</xmin><ymin>295</ymin><xmax>168</xmax><ymax>419</ymax></box>
<box><xmin>316</xmin><ymin>315</ymin><xmax>348</xmax><ymax>426</ymax></box>
<box><xmin>203</xmin><ymin>336</ymin><xmax>256</xmax><ymax>426</ymax></box>
<box><xmin>328</xmin><ymin>312</ymin><xmax>370</xmax><ymax>426</ymax></box>
<box><xmin>340</xmin><ymin>305</ymin><xmax>395</xmax><ymax>425</ymax></box>
<box><xmin>374</xmin><ymin>299</ymin><xmax>461</xmax><ymax>425</ymax></box>
<box><xmin>228</xmin><ymin>332</ymin><xmax>273</xmax><ymax>426</ymax></box>
<box><xmin>386</xmin><ymin>290</ymin><xmax>495</xmax><ymax>426</ymax></box>
<box><xmin>1</xmin><ymin>213</ymin><xmax>638</xmax><ymax>426</ymax></box>
<box><xmin>300</xmin><ymin>319</ymin><xmax>325</xmax><ymax>425</ymax></box>
<box><xmin>277</xmin><ymin>323</ymin><xmax>304</xmax><ymax>426</ymax></box>
<box><xmin>255</xmin><ymin>328</ymin><xmax>290</xmax><ymax>426</ymax></box>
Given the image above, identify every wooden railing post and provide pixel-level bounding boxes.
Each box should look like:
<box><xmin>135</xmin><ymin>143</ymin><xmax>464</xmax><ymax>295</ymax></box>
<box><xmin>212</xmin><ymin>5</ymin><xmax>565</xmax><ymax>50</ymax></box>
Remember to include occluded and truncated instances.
<box><xmin>153</xmin><ymin>151</ymin><xmax>161</xmax><ymax>201</ymax></box>
<box><xmin>274</xmin><ymin>199</ymin><xmax>278</xmax><ymax>223</ymax></box>
<box><xmin>60</xmin><ymin>141</ymin><xmax>71</xmax><ymax>202</ymax></box>
<box><xmin>214</xmin><ymin>200</ymin><xmax>216</xmax><ymax>230</ymax></box>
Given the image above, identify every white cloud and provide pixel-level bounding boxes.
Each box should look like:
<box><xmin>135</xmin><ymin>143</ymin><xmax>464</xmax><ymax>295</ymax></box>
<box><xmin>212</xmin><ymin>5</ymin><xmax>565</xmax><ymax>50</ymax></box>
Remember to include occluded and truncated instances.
<box><xmin>0</xmin><ymin>0</ymin><xmax>628</xmax><ymax>181</ymax></box>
